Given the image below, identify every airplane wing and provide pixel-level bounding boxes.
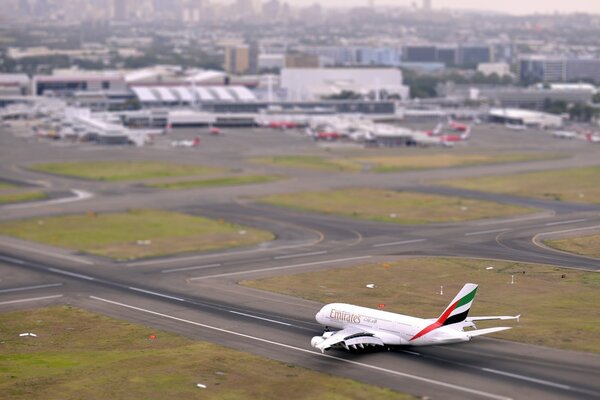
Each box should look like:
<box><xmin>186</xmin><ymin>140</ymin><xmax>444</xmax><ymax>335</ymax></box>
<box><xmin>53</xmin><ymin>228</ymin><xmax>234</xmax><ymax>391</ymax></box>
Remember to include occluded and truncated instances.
<box><xmin>312</xmin><ymin>327</ymin><xmax>385</xmax><ymax>353</ymax></box>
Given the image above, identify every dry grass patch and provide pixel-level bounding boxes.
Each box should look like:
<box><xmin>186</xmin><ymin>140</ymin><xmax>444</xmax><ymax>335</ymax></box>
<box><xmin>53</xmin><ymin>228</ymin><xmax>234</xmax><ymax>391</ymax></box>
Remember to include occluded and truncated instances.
<box><xmin>29</xmin><ymin>161</ymin><xmax>227</xmax><ymax>182</ymax></box>
<box><xmin>258</xmin><ymin>188</ymin><xmax>535</xmax><ymax>224</ymax></box>
<box><xmin>441</xmin><ymin>166</ymin><xmax>600</xmax><ymax>204</ymax></box>
<box><xmin>546</xmin><ymin>234</ymin><xmax>600</xmax><ymax>259</ymax></box>
<box><xmin>251</xmin><ymin>156</ymin><xmax>363</xmax><ymax>172</ymax></box>
<box><xmin>0</xmin><ymin>209</ymin><xmax>273</xmax><ymax>260</ymax></box>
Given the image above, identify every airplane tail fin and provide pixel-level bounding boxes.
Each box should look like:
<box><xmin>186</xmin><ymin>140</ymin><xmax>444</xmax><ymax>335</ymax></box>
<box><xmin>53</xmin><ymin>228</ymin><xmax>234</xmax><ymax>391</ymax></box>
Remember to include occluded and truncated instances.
<box><xmin>437</xmin><ymin>283</ymin><xmax>478</xmax><ymax>327</ymax></box>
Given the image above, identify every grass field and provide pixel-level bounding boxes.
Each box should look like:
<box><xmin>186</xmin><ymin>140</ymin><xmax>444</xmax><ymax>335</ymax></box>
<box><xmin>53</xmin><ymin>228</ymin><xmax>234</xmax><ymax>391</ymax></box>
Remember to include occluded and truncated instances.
<box><xmin>257</xmin><ymin>188</ymin><xmax>535</xmax><ymax>224</ymax></box>
<box><xmin>147</xmin><ymin>175</ymin><xmax>282</xmax><ymax>190</ymax></box>
<box><xmin>251</xmin><ymin>156</ymin><xmax>363</xmax><ymax>172</ymax></box>
<box><xmin>0</xmin><ymin>209</ymin><xmax>273</xmax><ymax>260</ymax></box>
<box><xmin>545</xmin><ymin>234</ymin><xmax>600</xmax><ymax>259</ymax></box>
<box><xmin>359</xmin><ymin>153</ymin><xmax>563</xmax><ymax>173</ymax></box>
<box><xmin>0</xmin><ymin>192</ymin><xmax>47</xmax><ymax>205</ymax></box>
<box><xmin>29</xmin><ymin>161</ymin><xmax>227</xmax><ymax>182</ymax></box>
<box><xmin>241</xmin><ymin>257</ymin><xmax>600</xmax><ymax>353</ymax></box>
<box><xmin>0</xmin><ymin>181</ymin><xmax>16</xmax><ymax>189</ymax></box>
<box><xmin>0</xmin><ymin>306</ymin><xmax>407</xmax><ymax>400</ymax></box>
<box><xmin>441</xmin><ymin>166</ymin><xmax>600</xmax><ymax>204</ymax></box>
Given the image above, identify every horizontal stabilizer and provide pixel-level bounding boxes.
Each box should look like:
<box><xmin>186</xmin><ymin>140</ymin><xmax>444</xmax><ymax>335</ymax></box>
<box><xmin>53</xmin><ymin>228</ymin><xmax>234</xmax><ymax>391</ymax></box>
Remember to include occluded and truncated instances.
<box><xmin>467</xmin><ymin>315</ymin><xmax>520</xmax><ymax>322</ymax></box>
<box><xmin>467</xmin><ymin>327</ymin><xmax>512</xmax><ymax>338</ymax></box>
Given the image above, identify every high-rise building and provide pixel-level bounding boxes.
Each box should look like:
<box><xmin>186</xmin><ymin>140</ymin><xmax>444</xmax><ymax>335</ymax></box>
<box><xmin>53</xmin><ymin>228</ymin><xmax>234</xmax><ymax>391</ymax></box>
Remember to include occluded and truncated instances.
<box><xmin>519</xmin><ymin>56</ymin><xmax>567</xmax><ymax>83</ymax></box>
<box><xmin>224</xmin><ymin>45</ymin><xmax>251</xmax><ymax>74</ymax></box>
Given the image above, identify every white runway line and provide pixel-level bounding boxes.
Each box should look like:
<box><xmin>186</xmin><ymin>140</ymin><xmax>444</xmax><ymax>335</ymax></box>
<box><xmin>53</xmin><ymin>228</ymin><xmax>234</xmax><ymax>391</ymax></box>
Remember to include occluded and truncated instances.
<box><xmin>373</xmin><ymin>239</ymin><xmax>427</xmax><ymax>248</ymax></box>
<box><xmin>2</xmin><ymin>189</ymin><xmax>93</xmax><ymax>210</ymax></box>
<box><xmin>544</xmin><ymin>219</ymin><xmax>587</xmax><ymax>227</ymax></box>
<box><xmin>49</xmin><ymin>268</ymin><xmax>95</xmax><ymax>281</ymax></box>
<box><xmin>189</xmin><ymin>256</ymin><xmax>372</xmax><ymax>281</ymax></box>
<box><xmin>0</xmin><ymin>294</ymin><xmax>63</xmax><ymax>305</ymax></box>
<box><xmin>0</xmin><ymin>283</ymin><xmax>63</xmax><ymax>294</ymax></box>
<box><xmin>273</xmin><ymin>251</ymin><xmax>327</xmax><ymax>260</ymax></box>
<box><xmin>128</xmin><ymin>287</ymin><xmax>185</xmax><ymax>302</ymax></box>
<box><xmin>229</xmin><ymin>310</ymin><xmax>292</xmax><ymax>326</ymax></box>
<box><xmin>465</xmin><ymin>228</ymin><xmax>511</xmax><ymax>236</ymax></box>
<box><xmin>161</xmin><ymin>263</ymin><xmax>222</xmax><ymax>274</ymax></box>
<box><xmin>89</xmin><ymin>295</ymin><xmax>512</xmax><ymax>400</ymax></box>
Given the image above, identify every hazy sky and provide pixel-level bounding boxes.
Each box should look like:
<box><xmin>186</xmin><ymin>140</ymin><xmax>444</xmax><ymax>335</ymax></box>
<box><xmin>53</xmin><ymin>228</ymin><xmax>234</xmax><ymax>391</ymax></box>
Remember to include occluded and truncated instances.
<box><xmin>292</xmin><ymin>1</ymin><xmax>600</xmax><ymax>15</ymax></box>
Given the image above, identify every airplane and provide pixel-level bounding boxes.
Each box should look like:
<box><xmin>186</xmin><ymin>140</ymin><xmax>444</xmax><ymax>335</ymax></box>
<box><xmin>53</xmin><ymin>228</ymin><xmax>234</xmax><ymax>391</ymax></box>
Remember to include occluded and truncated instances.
<box><xmin>311</xmin><ymin>283</ymin><xmax>519</xmax><ymax>352</ymax></box>
<box><xmin>171</xmin><ymin>137</ymin><xmax>201</xmax><ymax>148</ymax></box>
<box><xmin>553</xmin><ymin>130</ymin><xmax>577</xmax><ymax>139</ymax></box>
<box><xmin>586</xmin><ymin>133</ymin><xmax>600</xmax><ymax>143</ymax></box>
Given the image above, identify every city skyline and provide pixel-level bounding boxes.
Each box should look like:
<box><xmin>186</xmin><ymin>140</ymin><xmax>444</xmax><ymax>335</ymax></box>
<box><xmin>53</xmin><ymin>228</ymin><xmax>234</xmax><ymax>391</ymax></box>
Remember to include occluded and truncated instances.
<box><xmin>289</xmin><ymin>0</ymin><xmax>599</xmax><ymax>15</ymax></box>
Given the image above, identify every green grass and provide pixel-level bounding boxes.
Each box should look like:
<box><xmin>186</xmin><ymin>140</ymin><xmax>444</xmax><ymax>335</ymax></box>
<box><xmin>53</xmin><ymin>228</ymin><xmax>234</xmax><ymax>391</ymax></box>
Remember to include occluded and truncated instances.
<box><xmin>0</xmin><ymin>192</ymin><xmax>47</xmax><ymax>204</ymax></box>
<box><xmin>546</xmin><ymin>234</ymin><xmax>600</xmax><ymax>259</ymax></box>
<box><xmin>147</xmin><ymin>175</ymin><xmax>283</xmax><ymax>190</ymax></box>
<box><xmin>361</xmin><ymin>153</ymin><xmax>564</xmax><ymax>173</ymax></box>
<box><xmin>0</xmin><ymin>209</ymin><xmax>274</xmax><ymax>260</ymax></box>
<box><xmin>0</xmin><ymin>306</ymin><xmax>408</xmax><ymax>400</ymax></box>
<box><xmin>241</xmin><ymin>257</ymin><xmax>600</xmax><ymax>353</ymax></box>
<box><xmin>441</xmin><ymin>166</ymin><xmax>600</xmax><ymax>204</ymax></box>
<box><xmin>0</xmin><ymin>181</ymin><xmax>17</xmax><ymax>189</ymax></box>
<box><xmin>251</xmin><ymin>156</ymin><xmax>363</xmax><ymax>172</ymax></box>
<box><xmin>28</xmin><ymin>161</ymin><xmax>227</xmax><ymax>182</ymax></box>
<box><xmin>257</xmin><ymin>188</ymin><xmax>535</xmax><ymax>224</ymax></box>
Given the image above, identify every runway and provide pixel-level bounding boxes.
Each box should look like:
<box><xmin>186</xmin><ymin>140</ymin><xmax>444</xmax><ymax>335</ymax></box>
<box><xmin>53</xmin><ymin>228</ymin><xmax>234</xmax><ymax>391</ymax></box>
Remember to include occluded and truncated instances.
<box><xmin>1</xmin><ymin>123</ymin><xmax>600</xmax><ymax>399</ymax></box>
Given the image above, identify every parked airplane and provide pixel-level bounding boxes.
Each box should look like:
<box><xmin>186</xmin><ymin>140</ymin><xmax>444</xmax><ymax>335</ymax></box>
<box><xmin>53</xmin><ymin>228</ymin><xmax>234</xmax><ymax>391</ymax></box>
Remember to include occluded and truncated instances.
<box><xmin>171</xmin><ymin>137</ymin><xmax>201</xmax><ymax>148</ymax></box>
<box><xmin>311</xmin><ymin>283</ymin><xmax>519</xmax><ymax>352</ymax></box>
<box><xmin>553</xmin><ymin>130</ymin><xmax>577</xmax><ymax>139</ymax></box>
<box><xmin>586</xmin><ymin>133</ymin><xmax>600</xmax><ymax>143</ymax></box>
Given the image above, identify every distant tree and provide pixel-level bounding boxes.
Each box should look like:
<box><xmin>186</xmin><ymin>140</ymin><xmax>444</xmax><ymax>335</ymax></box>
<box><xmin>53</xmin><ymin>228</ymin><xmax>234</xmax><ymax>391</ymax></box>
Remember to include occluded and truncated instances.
<box><xmin>323</xmin><ymin>90</ymin><xmax>362</xmax><ymax>100</ymax></box>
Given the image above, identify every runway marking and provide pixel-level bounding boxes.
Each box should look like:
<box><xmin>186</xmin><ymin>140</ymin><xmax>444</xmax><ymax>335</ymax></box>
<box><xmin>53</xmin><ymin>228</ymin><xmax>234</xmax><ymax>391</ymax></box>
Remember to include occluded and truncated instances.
<box><xmin>189</xmin><ymin>256</ymin><xmax>372</xmax><ymax>281</ymax></box>
<box><xmin>0</xmin><ymin>241</ymin><xmax>93</xmax><ymax>265</ymax></box>
<box><xmin>373</xmin><ymin>239</ymin><xmax>427</xmax><ymax>248</ymax></box>
<box><xmin>128</xmin><ymin>287</ymin><xmax>185</xmax><ymax>302</ymax></box>
<box><xmin>161</xmin><ymin>264</ymin><xmax>222</xmax><ymax>274</ymax></box>
<box><xmin>473</xmin><ymin>212</ymin><xmax>555</xmax><ymax>226</ymax></box>
<box><xmin>535</xmin><ymin>224</ymin><xmax>600</xmax><ymax>237</ymax></box>
<box><xmin>49</xmin><ymin>268</ymin><xmax>95</xmax><ymax>281</ymax></box>
<box><xmin>2</xmin><ymin>189</ymin><xmax>93</xmax><ymax>210</ymax></box>
<box><xmin>465</xmin><ymin>228</ymin><xmax>510</xmax><ymax>236</ymax></box>
<box><xmin>0</xmin><ymin>294</ymin><xmax>63</xmax><ymax>305</ymax></box>
<box><xmin>90</xmin><ymin>296</ymin><xmax>511</xmax><ymax>400</ymax></box>
<box><xmin>0</xmin><ymin>255</ymin><xmax>26</xmax><ymax>265</ymax></box>
<box><xmin>0</xmin><ymin>283</ymin><xmax>63</xmax><ymax>294</ymax></box>
<box><xmin>273</xmin><ymin>251</ymin><xmax>327</xmax><ymax>260</ymax></box>
<box><xmin>229</xmin><ymin>310</ymin><xmax>292</xmax><ymax>326</ymax></box>
<box><xmin>544</xmin><ymin>219</ymin><xmax>587</xmax><ymax>227</ymax></box>
<box><xmin>481</xmin><ymin>368</ymin><xmax>571</xmax><ymax>390</ymax></box>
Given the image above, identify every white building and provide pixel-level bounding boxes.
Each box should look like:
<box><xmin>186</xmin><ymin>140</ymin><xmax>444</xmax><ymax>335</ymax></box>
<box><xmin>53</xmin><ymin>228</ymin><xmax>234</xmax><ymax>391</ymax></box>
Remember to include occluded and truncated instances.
<box><xmin>280</xmin><ymin>68</ymin><xmax>409</xmax><ymax>101</ymax></box>
<box><xmin>477</xmin><ymin>63</ymin><xmax>512</xmax><ymax>77</ymax></box>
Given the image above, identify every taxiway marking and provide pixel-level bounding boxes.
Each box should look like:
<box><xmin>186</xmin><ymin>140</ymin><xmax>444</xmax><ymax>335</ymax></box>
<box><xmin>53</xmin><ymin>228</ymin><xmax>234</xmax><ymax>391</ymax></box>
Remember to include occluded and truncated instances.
<box><xmin>90</xmin><ymin>296</ymin><xmax>511</xmax><ymax>400</ymax></box>
<box><xmin>0</xmin><ymin>294</ymin><xmax>63</xmax><ymax>305</ymax></box>
<box><xmin>465</xmin><ymin>228</ymin><xmax>511</xmax><ymax>236</ymax></box>
<box><xmin>373</xmin><ymin>239</ymin><xmax>427</xmax><ymax>248</ymax></box>
<box><xmin>273</xmin><ymin>251</ymin><xmax>327</xmax><ymax>260</ymax></box>
<box><xmin>128</xmin><ymin>287</ymin><xmax>185</xmax><ymax>302</ymax></box>
<box><xmin>48</xmin><ymin>268</ymin><xmax>95</xmax><ymax>281</ymax></box>
<box><xmin>0</xmin><ymin>283</ymin><xmax>62</xmax><ymax>294</ymax></box>
<box><xmin>161</xmin><ymin>264</ymin><xmax>222</xmax><ymax>274</ymax></box>
<box><xmin>544</xmin><ymin>219</ymin><xmax>587</xmax><ymax>227</ymax></box>
<box><xmin>189</xmin><ymin>256</ymin><xmax>372</xmax><ymax>281</ymax></box>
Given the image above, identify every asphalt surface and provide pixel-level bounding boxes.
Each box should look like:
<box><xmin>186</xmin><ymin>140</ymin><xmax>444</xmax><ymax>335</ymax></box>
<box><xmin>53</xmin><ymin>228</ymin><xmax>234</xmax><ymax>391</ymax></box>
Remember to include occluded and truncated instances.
<box><xmin>1</xmin><ymin>122</ymin><xmax>600</xmax><ymax>399</ymax></box>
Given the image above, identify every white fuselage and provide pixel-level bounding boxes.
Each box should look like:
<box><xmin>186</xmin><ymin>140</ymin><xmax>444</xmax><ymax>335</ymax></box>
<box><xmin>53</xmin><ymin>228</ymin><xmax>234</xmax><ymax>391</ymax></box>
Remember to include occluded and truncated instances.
<box><xmin>316</xmin><ymin>303</ymin><xmax>470</xmax><ymax>346</ymax></box>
